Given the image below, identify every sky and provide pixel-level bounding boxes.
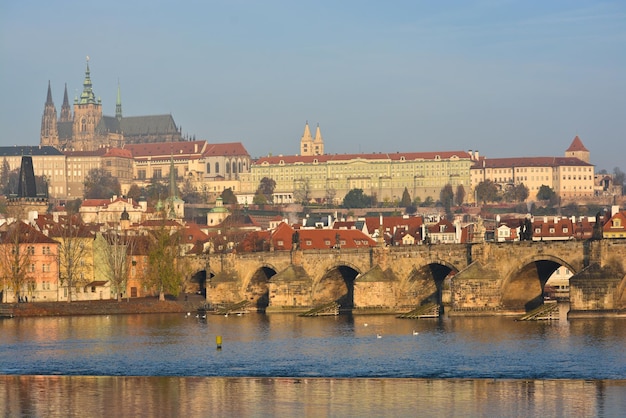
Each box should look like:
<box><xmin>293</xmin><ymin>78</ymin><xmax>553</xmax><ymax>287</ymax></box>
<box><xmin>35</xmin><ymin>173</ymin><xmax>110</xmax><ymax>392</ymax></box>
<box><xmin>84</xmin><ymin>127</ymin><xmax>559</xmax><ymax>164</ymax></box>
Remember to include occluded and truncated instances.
<box><xmin>1</xmin><ymin>1</ymin><xmax>625</xmax><ymax>170</ymax></box>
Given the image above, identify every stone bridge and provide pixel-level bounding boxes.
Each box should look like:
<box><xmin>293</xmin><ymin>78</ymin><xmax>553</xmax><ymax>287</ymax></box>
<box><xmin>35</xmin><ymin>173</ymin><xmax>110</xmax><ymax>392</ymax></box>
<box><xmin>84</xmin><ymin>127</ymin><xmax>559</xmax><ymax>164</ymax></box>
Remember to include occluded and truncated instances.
<box><xmin>187</xmin><ymin>239</ymin><xmax>626</xmax><ymax>317</ymax></box>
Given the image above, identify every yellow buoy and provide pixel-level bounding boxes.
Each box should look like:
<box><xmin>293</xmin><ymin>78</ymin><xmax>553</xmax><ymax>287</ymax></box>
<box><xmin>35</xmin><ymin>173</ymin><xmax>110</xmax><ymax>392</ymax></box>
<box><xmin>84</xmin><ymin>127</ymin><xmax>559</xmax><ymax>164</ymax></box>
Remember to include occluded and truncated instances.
<box><xmin>216</xmin><ymin>335</ymin><xmax>222</xmax><ymax>350</ymax></box>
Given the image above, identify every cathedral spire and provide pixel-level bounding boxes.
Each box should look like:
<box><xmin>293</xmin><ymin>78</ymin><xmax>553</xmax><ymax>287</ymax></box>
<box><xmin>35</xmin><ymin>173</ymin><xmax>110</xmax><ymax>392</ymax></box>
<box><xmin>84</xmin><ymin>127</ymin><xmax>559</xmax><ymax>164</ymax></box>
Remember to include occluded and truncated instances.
<box><xmin>115</xmin><ymin>80</ymin><xmax>123</xmax><ymax>120</ymax></box>
<box><xmin>60</xmin><ymin>83</ymin><xmax>72</xmax><ymax>122</ymax></box>
<box><xmin>46</xmin><ymin>81</ymin><xmax>54</xmax><ymax>105</ymax></box>
<box><xmin>78</xmin><ymin>56</ymin><xmax>97</xmax><ymax>105</ymax></box>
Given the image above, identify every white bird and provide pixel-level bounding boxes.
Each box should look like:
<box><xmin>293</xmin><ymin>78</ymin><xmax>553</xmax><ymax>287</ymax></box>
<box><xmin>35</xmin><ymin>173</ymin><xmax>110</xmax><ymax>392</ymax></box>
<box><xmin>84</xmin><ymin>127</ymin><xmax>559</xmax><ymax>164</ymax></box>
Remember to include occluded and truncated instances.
<box><xmin>412</xmin><ymin>330</ymin><xmax>419</xmax><ymax>335</ymax></box>
<box><xmin>376</xmin><ymin>334</ymin><xmax>382</xmax><ymax>339</ymax></box>
<box><xmin>364</xmin><ymin>323</ymin><xmax>368</xmax><ymax>327</ymax></box>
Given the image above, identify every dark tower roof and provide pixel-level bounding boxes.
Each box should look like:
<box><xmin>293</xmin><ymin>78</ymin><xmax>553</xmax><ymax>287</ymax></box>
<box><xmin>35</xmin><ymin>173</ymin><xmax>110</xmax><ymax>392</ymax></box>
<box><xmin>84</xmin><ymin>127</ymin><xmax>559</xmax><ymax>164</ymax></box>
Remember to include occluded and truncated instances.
<box><xmin>45</xmin><ymin>81</ymin><xmax>54</xmax><ymax>105</ymax></box>
<box><xmin>17</xmin><ymin>156</ymin><xmax>38</xmax><ymax>198</ymax></box>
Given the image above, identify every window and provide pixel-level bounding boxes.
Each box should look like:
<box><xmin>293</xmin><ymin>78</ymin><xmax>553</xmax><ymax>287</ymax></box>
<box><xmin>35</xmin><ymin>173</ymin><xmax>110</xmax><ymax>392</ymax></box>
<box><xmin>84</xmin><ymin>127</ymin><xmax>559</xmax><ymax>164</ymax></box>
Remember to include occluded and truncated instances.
<box><xmin>215</xmin><ymin>162</ymin><xmax>220</xmax><ymax>173</ymax></box>
<box><xmin>277</xmin><ymin>240</ymin><xmax>284</xmax><ymax>246</ymax></box>
<box><xmin>154</xmin><ymin>168</ymin><xmax>162</xmax><ymax>179</ymax></box>
<box><xmin>206</xmin><ymin>163</ymin><xmax>211</xmax><ymax>174</ymax></box>
<box><xmin>306</xmin><ymin>240</ymin><xmax>312</xmax><ymax>246</ymax></box>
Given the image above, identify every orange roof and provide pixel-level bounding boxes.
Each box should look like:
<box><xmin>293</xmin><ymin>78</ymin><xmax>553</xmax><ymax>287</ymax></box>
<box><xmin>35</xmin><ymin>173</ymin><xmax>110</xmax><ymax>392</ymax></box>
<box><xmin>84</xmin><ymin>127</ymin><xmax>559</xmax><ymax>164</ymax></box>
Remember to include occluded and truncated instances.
<box><xmin>472</xmin><ymin>156</ymin><xmax>593</xmax><ymax>168</ymax></box>
<box><xmin>271</xmin><ymin>222</ymin><xmax>375</xmax><ymax>250</ymax></box>
<box><xmin>255</xmin><ymin>151</ymin><xmax>471</xmax><ymax>165</ymax></box>
<box><xmin>204</xmin><ymin>142</ymin><xmax>249</xmax><ymax>157</ymax></box>
<box><xmin>124</xmin><ymin>141</ymin><xmax>207</xmax><ymax>158</ymax></box>
<box><xmin>566</xmin><ymin>136</ymin><xmax>589</xmax><ymax>152</ymax></box>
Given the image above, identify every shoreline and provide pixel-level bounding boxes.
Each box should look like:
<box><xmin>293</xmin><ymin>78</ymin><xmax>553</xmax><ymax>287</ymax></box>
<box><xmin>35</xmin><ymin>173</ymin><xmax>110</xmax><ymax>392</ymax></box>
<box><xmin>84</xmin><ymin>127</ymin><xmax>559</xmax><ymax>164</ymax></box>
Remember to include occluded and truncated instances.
<box><xmin>0</xmin><ymin>297</ymin><xmax>198</xmax><ymax>318</ymax></box>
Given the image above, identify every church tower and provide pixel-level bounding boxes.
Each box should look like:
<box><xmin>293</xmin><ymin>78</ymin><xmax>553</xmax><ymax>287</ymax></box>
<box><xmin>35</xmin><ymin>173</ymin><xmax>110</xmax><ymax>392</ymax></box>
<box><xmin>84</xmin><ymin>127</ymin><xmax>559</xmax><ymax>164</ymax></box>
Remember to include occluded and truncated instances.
<box><xmin>40</xmin><ymin>81</ymin><xmax>58</xmax><ymax>147</ymax></box>
<box><xmin>313</xmin><ymin>123</ymin><xmax>324</xmax><ymax>155</ymax></box>
<box><xmin>300</xmin><ymin>122</ymin><xmax>314</xmax><ymax>156</ymax></box>
<box><xmin>115</xmin><ymin>81</ymin><xmax>123</xmax><ymax>120</ymax></box>
<box><xmin>72</xmin><ymin>57</ymin><xmax>102</xmax><ymax>151</ymax></box>
<box><xmin>565</xmin><ymin>136</ymin><xmax>590</xmax><ymax>163</ymax></box>
<box><xmin>59</xmin><ymin>83</ymin><xmax>72</xmax><ymax>122</ymax></box>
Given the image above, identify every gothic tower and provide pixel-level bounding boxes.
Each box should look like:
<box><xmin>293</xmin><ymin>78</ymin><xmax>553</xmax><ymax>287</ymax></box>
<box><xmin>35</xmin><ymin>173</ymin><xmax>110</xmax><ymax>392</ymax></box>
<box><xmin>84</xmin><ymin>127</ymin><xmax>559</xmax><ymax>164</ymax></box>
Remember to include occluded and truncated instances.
<box><xmin>115</xmin><ymin>81</ymin><xmax>123</xmax><ymax>120</ymax></box>
<box><xmin>40</xmin><ymin>81</ymin><xmax>58</xmax><ymax>147</ymax></box>
<box><xmin>72</xmin><ymin>57</ymin><xmax>102</xmax><ymax>151</ymax></box>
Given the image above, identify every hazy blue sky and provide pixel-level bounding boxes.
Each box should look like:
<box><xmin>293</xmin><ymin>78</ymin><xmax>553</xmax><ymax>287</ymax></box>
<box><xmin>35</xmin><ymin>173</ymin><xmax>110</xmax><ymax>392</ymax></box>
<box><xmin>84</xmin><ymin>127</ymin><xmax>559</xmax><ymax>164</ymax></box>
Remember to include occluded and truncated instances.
<box><xmin>1</xmin><ymin>1</ymin><xmax>624</xmax><ymax>170</ymax></box>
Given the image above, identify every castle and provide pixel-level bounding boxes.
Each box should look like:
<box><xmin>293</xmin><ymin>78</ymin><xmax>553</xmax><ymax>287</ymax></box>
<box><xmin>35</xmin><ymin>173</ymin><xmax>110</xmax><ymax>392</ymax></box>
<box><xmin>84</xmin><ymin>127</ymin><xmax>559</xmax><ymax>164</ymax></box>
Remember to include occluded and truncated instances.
<box><xmin>40</xmin><ymin>58</ymin><xmax>182</xmax><ymax>152</ymax></box>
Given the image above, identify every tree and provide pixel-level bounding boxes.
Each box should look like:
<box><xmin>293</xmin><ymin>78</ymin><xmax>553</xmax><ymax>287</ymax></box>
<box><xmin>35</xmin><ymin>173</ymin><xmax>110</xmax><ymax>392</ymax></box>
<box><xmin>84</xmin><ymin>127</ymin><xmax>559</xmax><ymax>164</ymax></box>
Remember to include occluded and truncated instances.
<box><xmin>256</xmin><ymin>177</ymin><xmax>276</xmax><ymax>204</ymax></box>
<box><xmin>294</xmin><ymin>178</ymin><xmax>311</xmax><ymax>205</ymax></box>
<box><xmin>455</xmin><ymin>185</ymin><xmax>466</xmax><ymax>206</ymax></box>
<box><xmin>180</xmin><ymin>179</ymin><xmax>203</xmax><ymax>203</ymax></box>
<box><xmin>0</xmin><ymin>222</ymin><xmax>36</xmax><ymax>302</ymax></box>
<box><xmin>400</xmin><ymin>188</ymin><xmax>412</xmax><ymax>207</ymax></box>
<box><xmin>504</xmin><ymin>183</ymin><xmax>529</xmax><ymax>203</ymax></box>
<box><xmin>475</xmin><ymin>180</ymin><xmax>499</xmax><ymax>204</ymax></box>
<box><xmin>536</xmin><ymin>185</ymin><xmax>557</xmax><ymax>204</ymax></box>
<box><xmin>440</xmin><ymin>184</ymin><xmax>454</xmax><ymax>216</ymax></box>
<box><xmin>65</xmin><ymin>198</ymin><xmax>82</xmax><ymax>214</ymax></box>
<box><xmin>614</xmin><ymin>167</ymin><xmax>625</xmax><ymax>194</ymax></box>
<box><xmin>422</xmin><ymin>196</ymin><xmax>434</xmax><ymax>207</ymax></box>
<box><xmin>52</xmin><ymin>215</ymin><xmax>93</xmax><ymax>303</ymax></box>
<box><xmin>98</xmin><ymin>230</ymin><xmax>135</xmax><ymax>302</ymax></box>
<box><xmin>342</xmin><ymin>188</ymin><xmax>371</xmax><ymax>209</ymax></box>
<box><xmin>252</xmin><ymin>191</ymin><xmax>268</xmax><ymax>205</ymax></box>
<box><xmin>325</xmin><ymin>187</ymin><xmax>337</xmax><ymax>207</ymax></box>
<box><xmin>126</xmin><ymin>184</ymin><xmax>143</xmax><ymax>202</ymax></box>
<box><xmin>83</xmin><ymin>168</ymin><xmax>121</xmax><ymax>199</ymax></box>
<box><xmin>220</xmin><ymin>188</ymin><xmax>238</xmax><ymax>205</ymax></box>
<box><xmin>146</xmin><ymin>226</ymin><xmax>187</xmax><ymax>300</ymax></box>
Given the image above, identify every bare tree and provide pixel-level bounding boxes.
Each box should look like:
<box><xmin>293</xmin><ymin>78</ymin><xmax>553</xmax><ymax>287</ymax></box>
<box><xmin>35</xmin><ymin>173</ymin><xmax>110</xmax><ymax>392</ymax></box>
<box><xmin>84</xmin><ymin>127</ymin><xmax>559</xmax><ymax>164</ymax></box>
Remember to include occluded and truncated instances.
<box><xmin>0</xmin><ymin>222</ymin><xmax>35</xmax><ymax>302</ymax></box>
<box><xmin>98</xmin><ymin>230</ymin><xmax>135</xmax><ymax>302</ymax></box>
<box><xmin>293</xmin><ymin>178</ymin><xmax>311</xmax><ymax>205</ymax></box>
<box><xmin>52</xmin><ymin>215</ymin><xmax>93</xmax><ymax>303</ymax></box>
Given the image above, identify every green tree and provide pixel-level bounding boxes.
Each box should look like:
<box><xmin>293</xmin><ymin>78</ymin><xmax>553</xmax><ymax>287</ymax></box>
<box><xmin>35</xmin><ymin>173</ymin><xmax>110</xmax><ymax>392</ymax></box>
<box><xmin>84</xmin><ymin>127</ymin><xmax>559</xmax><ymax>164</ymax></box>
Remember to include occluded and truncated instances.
<box><xmin>83</xmin><ymin>168</ymin><xmax>121</xmax><ymax>199</ymax></box>
<box><xmin>342</xmin><ymin>188</ymin><xmax>371</xmax><ymax>209</ymax></box>
<box><xmin>504</xmin><ymin>183</ymin><xmax>529</xmax><ymax>203</ymax></box>
<box><xmin>146</xmin><ymin>226</ymin><xmax>186</xmax><ymax>301</ymax></box>
<box><xmin>455</xmin><ymin>185</ymin><xmax>466</xmax><ymax>206</ymax></box>
<box><xmin>536</xmin><ymin>185</ymin><xmax>557</xmax><ymax>204</ymax></box>
<box><xmin>422</xmin><ymin>196</ymin><xmax>434</xmax><ymax>207</ymax></box>
<box><xmin>256</xmin><ymin>177</ymin><xmax>276</xmax><ymax>203</ymax></box>
<box><xmin>475</xmin><ymin>180</ymin><xmax>499</xmax><ymax>204</ymax></box>
<box><xmin>65</xmin><ymin>198</ymin><xmax>82</xmax><ymax>214</ymax></box>
<box><xmin>126</xmin><ymin>184</ymin><xmax>143</xmax><ymax>202</ymax></box>
<box><xmin>439</xmin><ymin>184</ymin><xmax>454</xmax><ymax>215</ymax></box>
<box><xmin>220</xmin><ymin>188</ymin><xmax>238</xmax><ymax>205</ymax></box>
<box><xmin>252</xmin><ymin>190</ymin><xmax>268</xmax><ymax>205</ymax></box>
<box><xmin>400</xmin><ymin>188</ymin><xmax>412</xmax><ymax>207</ymax></box>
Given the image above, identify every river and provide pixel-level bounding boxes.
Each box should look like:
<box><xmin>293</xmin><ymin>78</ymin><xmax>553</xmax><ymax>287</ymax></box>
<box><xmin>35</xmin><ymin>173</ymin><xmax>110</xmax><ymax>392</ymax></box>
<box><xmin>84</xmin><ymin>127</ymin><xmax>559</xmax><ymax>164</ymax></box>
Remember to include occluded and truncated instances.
<box><xmin>1</xmin><ymin>307</ymin><xmax>625</xmax><ymax>417</ymax></box>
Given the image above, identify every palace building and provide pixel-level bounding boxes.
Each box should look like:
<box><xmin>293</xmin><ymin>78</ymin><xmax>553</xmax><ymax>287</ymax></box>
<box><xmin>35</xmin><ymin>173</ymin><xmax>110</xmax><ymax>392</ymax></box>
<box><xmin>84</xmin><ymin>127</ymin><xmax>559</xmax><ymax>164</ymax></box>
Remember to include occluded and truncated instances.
<box><xmin>239</xmin><ymin>123</ymin><xmax>473</xmax><ymax>204</ymax></box>
<box><xmin>469</xmin><ymin>136</ymin><xmax>595</xmax><ymax>201</ymax></box>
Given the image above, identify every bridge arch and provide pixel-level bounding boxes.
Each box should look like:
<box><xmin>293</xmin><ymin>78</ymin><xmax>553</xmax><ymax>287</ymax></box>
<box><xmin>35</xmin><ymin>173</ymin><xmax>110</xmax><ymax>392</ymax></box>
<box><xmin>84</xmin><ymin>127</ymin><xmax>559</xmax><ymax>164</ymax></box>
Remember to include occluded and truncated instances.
<box><xmin>312</xmin><ymin>263</ymin><xmax>362</xmax><ymax>311</ymax></box>
<box><xmin>501</xmin><ymin>255</ymin><xmax>578</xmax><ymax>312</ymax></box>
<box><xmin>398</xmin><ymin>260</ymin><xmax>460</xmax><ymax>308</ymax></box>
<box><xmin>242</xmin><ymin>264</ymin><xmax>278</xmax><ymax>312</ymax></box>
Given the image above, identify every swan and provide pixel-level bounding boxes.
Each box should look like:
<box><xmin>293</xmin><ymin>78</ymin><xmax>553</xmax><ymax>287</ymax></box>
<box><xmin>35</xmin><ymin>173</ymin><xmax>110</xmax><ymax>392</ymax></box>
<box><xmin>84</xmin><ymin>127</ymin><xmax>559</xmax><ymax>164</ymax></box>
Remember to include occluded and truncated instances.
<box><xmin>412</xmin><ymin>330</ymin><xmax>419</xmax><ymax>335</ymax></box>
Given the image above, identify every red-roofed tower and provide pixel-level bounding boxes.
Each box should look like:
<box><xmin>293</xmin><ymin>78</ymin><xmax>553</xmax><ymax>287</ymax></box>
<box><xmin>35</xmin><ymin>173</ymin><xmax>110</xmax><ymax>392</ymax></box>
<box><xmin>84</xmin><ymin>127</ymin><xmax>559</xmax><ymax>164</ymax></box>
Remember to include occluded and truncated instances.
<box><xmin>565</xmin><ymin>136</ymin><xmax>590</xmax><ymax>163</ymax></box>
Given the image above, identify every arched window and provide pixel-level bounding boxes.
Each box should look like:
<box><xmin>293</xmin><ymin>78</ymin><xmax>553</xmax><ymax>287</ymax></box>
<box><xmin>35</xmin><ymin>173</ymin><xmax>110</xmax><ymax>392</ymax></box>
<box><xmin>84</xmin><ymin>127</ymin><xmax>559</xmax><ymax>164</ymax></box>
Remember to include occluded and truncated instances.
<box><xmin>215</xmin><ymin>162</ymin><xmax>219</xmax><ymax>173</ymax></box>
<box><xmin>232</xmin><ymin>162</ymin><xmax>236</xmax><ymax>173</ymax></box>
<box><xmin>206</xmin><ymin>163</ymin><xmax>211</xmax><ymax>174</ymax></box>
<box><xmin>81</xmin><ymin>118</ymin><xmax>87</xmax><ymax>132</ymax></box>
<box><xmin>238</xmin><ymin>162</ymin><xmax>242</xmax><ymax>172</ymax></box>
<box><xmin>226</xmin><ymin>161</ymin><xmax>230</xmax><ymax>174</ymax></box>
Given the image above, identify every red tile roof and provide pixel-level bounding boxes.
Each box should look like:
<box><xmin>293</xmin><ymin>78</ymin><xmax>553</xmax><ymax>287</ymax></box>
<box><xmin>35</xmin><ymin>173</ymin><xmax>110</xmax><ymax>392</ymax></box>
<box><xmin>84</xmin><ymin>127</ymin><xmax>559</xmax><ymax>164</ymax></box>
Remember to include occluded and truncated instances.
<box><xmin>255</xmin><ymin>151</ymin><xmax>471</xmax><ymax>165</ymax></box>
<box><xmin>566</xmin><ymin>136</ymin><xmax>589</xmax><ymax>152</ymax></box>
<box><xmin>271</xmin><ymin>222</ymin><xmax>376</xmax><ymax>250</ymax></box>
<box><xmin>472</xmin><ymin>156</ymin><xmax>593</xmax><ymax>169</ymax></box>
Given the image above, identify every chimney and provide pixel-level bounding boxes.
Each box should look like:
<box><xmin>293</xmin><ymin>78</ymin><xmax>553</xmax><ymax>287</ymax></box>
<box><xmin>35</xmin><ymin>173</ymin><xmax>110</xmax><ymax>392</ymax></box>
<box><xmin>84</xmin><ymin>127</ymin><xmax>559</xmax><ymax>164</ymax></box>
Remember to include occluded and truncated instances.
<box><xmin>612</xmin><ymin>205</ymin><xmax>620</xmax><ymax>217</ymax></box>
<box><xmin>475</xmin><ymin>150</ymin><xmax>479</xmax><ymax>160</ymax></box>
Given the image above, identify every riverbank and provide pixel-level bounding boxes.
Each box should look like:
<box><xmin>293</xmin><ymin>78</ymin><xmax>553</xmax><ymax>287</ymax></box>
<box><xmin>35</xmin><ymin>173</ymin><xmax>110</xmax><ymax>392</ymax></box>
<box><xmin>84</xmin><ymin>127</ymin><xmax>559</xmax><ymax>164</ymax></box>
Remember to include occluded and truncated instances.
<box><xmin>0</xmin><ymin>295</ymin><xmax>205</xmax><ymax>317</ymax></box>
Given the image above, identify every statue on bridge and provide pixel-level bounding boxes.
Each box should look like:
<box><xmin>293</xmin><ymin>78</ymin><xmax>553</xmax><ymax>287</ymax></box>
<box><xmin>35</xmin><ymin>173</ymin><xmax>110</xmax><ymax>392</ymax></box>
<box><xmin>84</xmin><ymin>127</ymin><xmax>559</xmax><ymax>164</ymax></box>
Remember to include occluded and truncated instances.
<box><xmin>292</xmin><ymin>230</ymin><xmax>300</xmax><ymax>251</ymax></box>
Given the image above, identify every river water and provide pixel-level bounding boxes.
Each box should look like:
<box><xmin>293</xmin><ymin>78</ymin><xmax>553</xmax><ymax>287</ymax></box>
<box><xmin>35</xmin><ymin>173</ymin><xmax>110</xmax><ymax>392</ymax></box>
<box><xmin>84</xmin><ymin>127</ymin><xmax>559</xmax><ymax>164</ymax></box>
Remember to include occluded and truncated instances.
<box><xmin>1</xmin><ymin>308</ymin><xmax>625</xmax><ymax>417</ymax></box>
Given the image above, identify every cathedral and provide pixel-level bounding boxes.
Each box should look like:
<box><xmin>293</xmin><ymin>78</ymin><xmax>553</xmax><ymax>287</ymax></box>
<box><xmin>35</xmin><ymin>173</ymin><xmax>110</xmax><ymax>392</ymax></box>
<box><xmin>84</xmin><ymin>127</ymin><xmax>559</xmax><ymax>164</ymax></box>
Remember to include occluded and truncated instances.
<box><xmin>40</xmin><ymin>58</ymin><xmax>183</xmax><ymax>151</ymax></box>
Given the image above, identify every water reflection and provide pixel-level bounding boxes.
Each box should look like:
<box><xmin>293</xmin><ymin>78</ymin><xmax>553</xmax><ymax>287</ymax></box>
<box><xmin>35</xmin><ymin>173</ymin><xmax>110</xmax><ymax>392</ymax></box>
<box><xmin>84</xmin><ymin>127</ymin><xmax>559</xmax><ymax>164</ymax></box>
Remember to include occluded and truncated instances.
<box><xmin>1</xmin><ymin>376</ymin><xmax>625</xmax><ymax>418</ymax></box>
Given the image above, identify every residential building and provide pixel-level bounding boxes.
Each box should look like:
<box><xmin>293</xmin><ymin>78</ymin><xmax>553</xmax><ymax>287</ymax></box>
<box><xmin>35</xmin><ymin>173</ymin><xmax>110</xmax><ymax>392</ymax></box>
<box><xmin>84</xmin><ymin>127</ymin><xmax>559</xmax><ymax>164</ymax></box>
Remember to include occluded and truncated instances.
<box><xmin>270</xmin><ymin>222</ymin><xmax>376</xmax><ymax>251</ymax></box>
<box><xmin>603</xmin><ymin>208</ymin><xmax>626</xmax><ymax>239</ymax></box>
<box><xmin>0</xmin><ymin>221</ymin><xmax>60</xmax><ymax>303</ymax></box>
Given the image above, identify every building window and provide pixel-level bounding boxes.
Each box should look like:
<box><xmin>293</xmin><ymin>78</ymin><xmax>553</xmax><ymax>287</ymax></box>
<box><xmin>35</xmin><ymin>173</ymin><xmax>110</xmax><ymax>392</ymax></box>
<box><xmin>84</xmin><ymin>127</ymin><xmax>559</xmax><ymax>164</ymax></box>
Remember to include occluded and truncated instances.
<box><xmin>206</xmin><ymin>163</ymin><xmax>211</xmax><ymax>174</ymax></box>
<box><xmin>215</xmin><ymin>162</ymin><xmax>219</xmax><ymax>173</ymax></box>
<box><xmin>154</xmin><ymin>169</ymin><xmax>162</xmax><ymax>179</ymax></box>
